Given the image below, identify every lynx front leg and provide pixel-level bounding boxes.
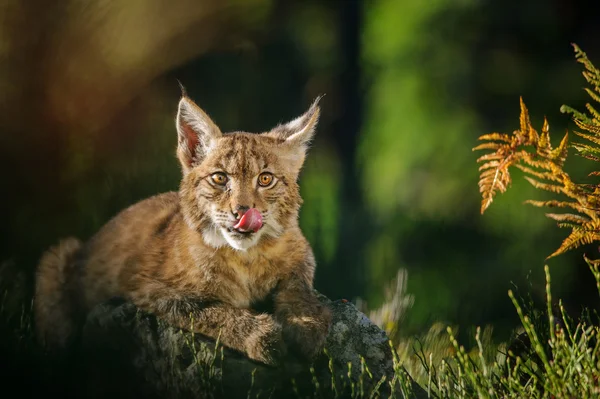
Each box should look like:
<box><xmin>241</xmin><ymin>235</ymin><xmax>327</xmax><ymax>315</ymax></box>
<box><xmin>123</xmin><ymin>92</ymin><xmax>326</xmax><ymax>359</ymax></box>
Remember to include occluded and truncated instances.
<box><xmin>274</xmin><ymin>276</ymin><xmax>332</xmax><ymax>361</ymax></box>
<box><xmin>130</xmin><ymin>291</ymin><xmax>287</xmax><ymax>366</ymax></box>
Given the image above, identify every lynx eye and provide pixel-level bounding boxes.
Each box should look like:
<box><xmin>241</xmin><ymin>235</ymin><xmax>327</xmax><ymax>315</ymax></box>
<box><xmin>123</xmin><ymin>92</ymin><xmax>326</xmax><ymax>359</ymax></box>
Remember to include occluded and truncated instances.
<box><xmin>258</xmin><ymin>172</ymin><xmax>274</xmax><ymax>187</ymax></box>
<box><xmin>210</xmin><ymin>172</ymin><xmax>228</xmax><ymax>185</ymax></box>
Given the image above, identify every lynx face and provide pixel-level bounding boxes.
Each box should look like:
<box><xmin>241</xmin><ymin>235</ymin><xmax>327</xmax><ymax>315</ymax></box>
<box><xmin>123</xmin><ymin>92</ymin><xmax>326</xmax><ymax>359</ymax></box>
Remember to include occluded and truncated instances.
<box><xmin>176</xmin><ymin>94</ymin><xmax>321</xmax><ymax>251</ymax></box>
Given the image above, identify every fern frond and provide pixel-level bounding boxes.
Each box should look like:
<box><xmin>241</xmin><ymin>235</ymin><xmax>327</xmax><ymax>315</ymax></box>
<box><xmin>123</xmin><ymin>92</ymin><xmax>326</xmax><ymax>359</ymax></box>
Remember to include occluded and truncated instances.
<box><xmin>575</xmin><ymin>183</ymin><xmax>599</xmax><ymax>192</ymax></box>
<box><xmin>580</xmin><ymin>155</ymin><xmax>600</xmax><ymax>164</ymax></box>
<box><xmin>560</xmin><ymin>105</ymin><xmax>593</xmax><ymax>125</ymax></box>
<box><xmin>523</xmin><ymin>177</ymin><xmax>564</xmax><ymax>194</ymax></box>
<box><xmin>560</xmin><ymin>105</ymin><xmax>592</xmax><ymax>123</ymax></box>
<box><xmin>519</xmin><ymin>97</ymin><xmax>538</xmax><ymax>143</ymax></box>
<box><xmin>525</xmin><ymin>199</ymin><xmax>578</xmax><ymax>208</ymax></box>
<box><xmin>474</xmin><ymin>98</ymin><xmax>574</xmax><ymax>214</ymax></box>
<box><xmin>537</xmin><ymin>117</ymin><xmax>550</xmax><ymax>151</ymax></box>
<box><xmin>475</xmin><ymin>47</ymin><xmax>600</xmax><ymax>261</ymax></box>
<box><xmin>584</xmin><ymin>87</ymin><xmax>600</xmax><ymax>104</ymax></box>
<box><xmin>548</xmin><ymin>227</ymin><xmax>600</xmax><ymax>259</ymax></box>
<box><xmin>584</xmin><ymin>103</ymin><xmax>600</xmax><ymax>122</ymax></box>
<box><xmin>544</xmin><ymin>213</ymin><xmax>589</xmax><ymax>224</ymax></box>
<box><xmin>514</xmin><ymin>164</ymin><xmax>563</xmax><ymax>183</ymax></box>
<box><xmin>573</xmin><ymin>43</ymin><xmax>600</xmax><ymax>90</ymax></box>
<box><xmin>574</xmin><ymin>119</ymin><xmax>600</xmax><ymax>136</ymax></box>
<box><xmin>520</xmin><ymin>155</ymin><xmax>561</xmax><ymax>171</ymax></box>
<box><xmin>478</xmin><ymin>161</ymin><xmax>502</xmax><ymax>171</ymax></box>
<box><xmin>477</xmin><ymin>133</ymin><xmax>513</xmax><ymax>143</ymax></box>
<box><xmin>524</xmin><ymin>200</ymin><xmax>591</xmax><ymax>216</ymax></box>
<box><xmin>571</xmin><ymin>143</ymin><xmax>600</xmax><ymax>157</ymax></box>
<box><xmin>472</xmin><ymin>142</ymin><xmax>506</xmax><ymax>152</ymax></box>
<box><xmin>477</xmin><ymin>157</ymin><xmax>513</xmax><ymax>213</ymax></box>
<box><xmin>557</xmin><ymin>222</ymin><xmax>583</xmax><ymax>229</ymax></box>
<box><xmin>476</xmin><ymin>153</ymin><xmax>506</xmax><ymax>163</ymax></box>
<box><xmin>548</xmin><ymin>132</ymin><xmax>569</xmax><ymax>164</ymax></box>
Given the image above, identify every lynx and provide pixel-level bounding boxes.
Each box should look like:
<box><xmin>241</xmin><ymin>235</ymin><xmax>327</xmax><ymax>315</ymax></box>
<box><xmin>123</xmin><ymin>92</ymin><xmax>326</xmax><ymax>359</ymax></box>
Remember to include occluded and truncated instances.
<box><xmin>34</xmin><ymin>91</ymin><xmax>332</xmax><ymax>365</ymax></box>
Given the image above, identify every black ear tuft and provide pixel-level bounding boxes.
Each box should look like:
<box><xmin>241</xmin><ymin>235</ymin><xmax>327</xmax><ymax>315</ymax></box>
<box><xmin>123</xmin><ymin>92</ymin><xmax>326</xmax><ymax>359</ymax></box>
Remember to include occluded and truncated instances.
<box><xmin>177</xmin><ymin>80</ymin><xmax>188</xmax><ymax>97</ymax></box>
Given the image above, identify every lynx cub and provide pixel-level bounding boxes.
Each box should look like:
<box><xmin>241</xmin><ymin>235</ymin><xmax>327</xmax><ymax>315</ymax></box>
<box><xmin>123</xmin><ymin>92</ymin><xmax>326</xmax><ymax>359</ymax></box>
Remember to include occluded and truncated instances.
<box><xmin>34</xmin><ymin>91</ymin><xmax>332</xmax><ymax>365</ymax></box>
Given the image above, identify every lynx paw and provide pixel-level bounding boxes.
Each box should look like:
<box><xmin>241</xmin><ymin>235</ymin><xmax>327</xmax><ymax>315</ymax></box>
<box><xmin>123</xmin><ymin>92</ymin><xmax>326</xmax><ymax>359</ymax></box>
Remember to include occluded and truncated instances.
<box><xmin>245</xmin><ymin>314</ymin><xmax>287</xmax><ymax>366</ymax></box>
<box><xmin>282</xmin><ymin>305</ymin><xmax>332</xmax><ymax>361</ymax></box>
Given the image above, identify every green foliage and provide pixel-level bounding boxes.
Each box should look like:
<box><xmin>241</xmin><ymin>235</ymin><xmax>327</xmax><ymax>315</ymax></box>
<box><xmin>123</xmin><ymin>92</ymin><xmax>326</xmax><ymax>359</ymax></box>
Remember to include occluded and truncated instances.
<box><xmin>299</xmin><ymin>144</ymin><xmax>342</xmax><ymax>263</ymax></box>
<box><xmin>358</xmin><ymin>0</ymin><xmax>578</xmax><ymax>337</ymax></box>
<box><xmin>360</xmin><ymin>0</ymin><xmax>480</xmax><ymax>221</ymax></box>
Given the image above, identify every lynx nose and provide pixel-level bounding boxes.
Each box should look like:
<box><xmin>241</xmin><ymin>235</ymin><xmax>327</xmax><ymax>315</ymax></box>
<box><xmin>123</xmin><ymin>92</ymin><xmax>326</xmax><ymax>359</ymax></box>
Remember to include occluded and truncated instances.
<box><xmin>232</xmin><ymin>205</ymin><xmax>250</xmax><ymax>219</ymax></box>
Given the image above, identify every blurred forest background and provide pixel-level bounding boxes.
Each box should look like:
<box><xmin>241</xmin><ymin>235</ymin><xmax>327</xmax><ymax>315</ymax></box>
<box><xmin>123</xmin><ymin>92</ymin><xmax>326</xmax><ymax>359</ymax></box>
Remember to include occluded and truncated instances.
<box><xmin>1</xmin><ymin>0</ymin><xmax>599</xmax><ymax>346</ymax></box>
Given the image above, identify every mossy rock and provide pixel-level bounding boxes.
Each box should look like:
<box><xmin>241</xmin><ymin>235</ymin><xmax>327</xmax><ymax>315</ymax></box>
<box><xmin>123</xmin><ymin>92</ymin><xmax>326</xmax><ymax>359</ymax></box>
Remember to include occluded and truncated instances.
<box><xmin>77</xmin><ymin>293</ymin><xmax>426</xmax><ymax>399</ymax></box>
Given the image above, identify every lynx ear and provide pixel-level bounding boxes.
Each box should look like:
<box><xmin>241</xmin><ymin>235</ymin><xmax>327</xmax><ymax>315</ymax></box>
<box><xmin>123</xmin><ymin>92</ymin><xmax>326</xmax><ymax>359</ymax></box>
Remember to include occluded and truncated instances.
<box><xmin>267</xmin><ymin>95</ymin><xmax>323</xmax><ymax>170</ymax></box>
<box><xmin>176</xmin><ymin>95</ymin><xmax>222</xmax><ymax>173</ymax></box>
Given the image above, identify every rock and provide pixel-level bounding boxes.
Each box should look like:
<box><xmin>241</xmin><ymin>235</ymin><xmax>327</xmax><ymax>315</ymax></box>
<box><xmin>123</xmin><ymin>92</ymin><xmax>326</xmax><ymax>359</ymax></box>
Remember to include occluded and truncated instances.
<box><xmin>77</xmin><ymin>294</ymin><xmax>426</xmax><ymax>399</ymax></box>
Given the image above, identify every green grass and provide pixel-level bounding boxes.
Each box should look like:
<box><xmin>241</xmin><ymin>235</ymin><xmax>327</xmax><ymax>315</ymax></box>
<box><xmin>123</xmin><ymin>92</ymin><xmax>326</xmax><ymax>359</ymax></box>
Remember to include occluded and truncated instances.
<box><xmin>390</xmin><ymin>263</ymin><xmax>600</xmax><ymax>398</ymax></box>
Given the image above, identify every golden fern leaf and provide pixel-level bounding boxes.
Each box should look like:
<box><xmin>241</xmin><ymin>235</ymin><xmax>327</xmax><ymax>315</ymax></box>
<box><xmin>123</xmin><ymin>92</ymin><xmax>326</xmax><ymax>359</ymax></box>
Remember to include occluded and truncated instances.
<box><xmin>514</xmin><ymin>164</ymin><xmax>563</xmax><ymax>183</ymax></box>
<box><xmin>474</xmin><ymin>99</ymin><xmax>570</xmax><ymax>214</ymax></box>
<box><xmin>545</xmin><ymin>213</ymin><xmax>589</xmax><ymax>224</ymax></box>
<box><xmin>537</xmin><ymin>117</ymin><xmax>550</xmax><ymax>152</ymax></box>
<box><xmin>520</xmin><ymin>154</ymin><xmax>561</xmax><ymax>171</ymax></box>
<box><xmin>525</xmin><ymin>199</ymin><xmax>582</xmax><ymax>209</ymax></box>
<box><xmin>562</xmin><ymin>178</ymin><xmax>584</xmax><ymax>194</ymax></box>
<box><xmin>479</xmin><ymin>167</ymin><xmax>499</xmax><ymax>176</ymax></box>
<box><xmin>524</xmin><ymin>200</ymin><xmax>592</xmax><ymax>217</ymax></box>
<box><xmin>519</xmin><ymin>96</ymin><xmax>538</xmax><ymax>143</ymax></box>
<box><xmin>574</xmin><ymin>118</ymin><xmax>600</xmax><ymax>137</ymax></box>
<box><xmin>473</xmin><ymin>128</ymin><xmax>525</xmax><ymax>214</ymax></box>
<box><xmin>523</xmin><ymin>177</ymin><xmax>564</xmax><ymax>194</ymax></box>
<box><xmin>557</xmin><ymin>222</ymin><xmax>585</xmax><ymax>230</ymax></box>
<box><xmin>472</xmin><ymin>142</ymin><xmax>507</xmax><ymax>152</ymax></box>
<box><xmin>548</xmin><ymin>223</ymin><xmax>600</xmax><ymax>259</ymax></box>
<box><xmin>476</xmin><ymin>152</ymin><xmax>506</xmax><ymax>161</ymax></box>
<box><xmin>585</xmin><ymin>103</ymin><xmax>600</xmax><ymax>121</ymax></box>
<box><xmin>478</xmin><ymin>161</ymin><xmax>502</xmax><ymax>171</ymax></box>
<box><xmin>476</xmin><ymin>157</ymin><xmax>513</xmax><ymax>213</ymax></box>
<box><xmin>476</xmin><ymin>45</ymin><xmax>600</xmax><ymax>261</ymax></box>
<box><xmin>477</xmin><ymin>133</ymin><xmax>513</xmax><ymax>143</ymax></box>
<box><xmin>583</xmin><ymin>154</ymin><xmax>600</xmax><ymax>163</ymax></box>
<box><xmin>548</xmin><ymin>132</ymin><xmax>569</xmax><ymax>164</ymax></box>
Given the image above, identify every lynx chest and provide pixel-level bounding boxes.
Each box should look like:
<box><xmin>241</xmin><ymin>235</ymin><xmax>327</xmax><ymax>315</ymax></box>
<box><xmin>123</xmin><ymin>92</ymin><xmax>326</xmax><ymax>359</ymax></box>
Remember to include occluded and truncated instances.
<box><xmin>220</xmin><ymin>254</ymin><xmax>282</xmax><ymax>309</ymax></box>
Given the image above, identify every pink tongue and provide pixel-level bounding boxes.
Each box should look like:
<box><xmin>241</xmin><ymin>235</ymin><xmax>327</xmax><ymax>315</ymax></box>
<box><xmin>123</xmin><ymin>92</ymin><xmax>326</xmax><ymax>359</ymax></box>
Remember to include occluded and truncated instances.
<box><xmin>233</xmin><ymin>208</ymin><xmax>263</xmax><ymax>233</ymax></box>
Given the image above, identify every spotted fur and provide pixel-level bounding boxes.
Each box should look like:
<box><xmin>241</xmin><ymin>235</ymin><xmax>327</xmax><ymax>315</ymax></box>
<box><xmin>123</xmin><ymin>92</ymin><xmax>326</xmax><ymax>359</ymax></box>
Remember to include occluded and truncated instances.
<box><xmin>34</xmin><ymin>93</ymin><xmax>332</xmax><ymax>365</ymax></box>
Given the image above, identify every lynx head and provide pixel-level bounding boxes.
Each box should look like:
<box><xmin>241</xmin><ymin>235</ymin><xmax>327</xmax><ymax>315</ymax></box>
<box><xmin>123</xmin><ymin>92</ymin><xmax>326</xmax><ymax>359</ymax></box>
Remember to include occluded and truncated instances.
<box><xmin>176</xmin><ymin>93</ymin><xmax>321</xmax><ymax>251</ymax></box>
